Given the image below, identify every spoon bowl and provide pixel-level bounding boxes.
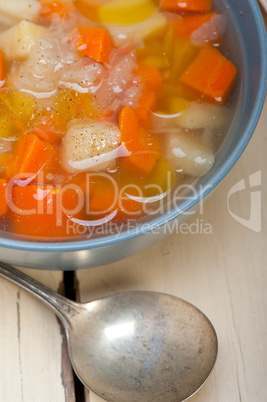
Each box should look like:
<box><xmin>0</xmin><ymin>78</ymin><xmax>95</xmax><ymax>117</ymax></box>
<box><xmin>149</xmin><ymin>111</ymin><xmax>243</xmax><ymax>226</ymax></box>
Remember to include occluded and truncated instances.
<box><xmin>0</xmin><ymin>263</ymin><xmax>217</xmax><ymax>402</ymax></box>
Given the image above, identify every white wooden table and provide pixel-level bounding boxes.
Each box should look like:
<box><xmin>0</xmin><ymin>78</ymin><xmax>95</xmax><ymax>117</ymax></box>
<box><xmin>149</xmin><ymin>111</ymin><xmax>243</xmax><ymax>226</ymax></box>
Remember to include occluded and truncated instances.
<box><xmin>0</xmin><ymin>8</ymin><xmax>266</xmax><ymax>399</ymax></box>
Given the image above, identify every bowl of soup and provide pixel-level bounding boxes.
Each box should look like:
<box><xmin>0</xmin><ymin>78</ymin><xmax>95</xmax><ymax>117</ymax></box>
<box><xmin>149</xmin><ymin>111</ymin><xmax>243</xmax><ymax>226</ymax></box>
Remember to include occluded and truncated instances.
<box><xmin>0</xmin><ymin>0</ymin><xmax>266</xmax><ymax>270</ymax></box>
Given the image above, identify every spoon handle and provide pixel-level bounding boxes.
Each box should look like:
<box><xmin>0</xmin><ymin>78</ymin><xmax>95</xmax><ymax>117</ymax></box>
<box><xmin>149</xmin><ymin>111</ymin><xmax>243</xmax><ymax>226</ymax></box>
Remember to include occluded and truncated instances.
<box><xmin>0</xmin><ymin>262</ymin><xmax>78</xmax><ymax>326</ymax></box>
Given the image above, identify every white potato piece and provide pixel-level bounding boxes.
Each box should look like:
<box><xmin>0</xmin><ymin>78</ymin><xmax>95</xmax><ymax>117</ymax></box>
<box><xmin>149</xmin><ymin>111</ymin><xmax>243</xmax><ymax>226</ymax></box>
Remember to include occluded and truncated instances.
<box><xmin>164</xmin><ymin>130</ymin><xmax>215</xmax><ymax>177</ymax></box>
<box><xmin>61</xmin><ymin>121</ymin><xmax>122</xmax><ymax>173</ymax></box>
<box><xmin>173</xmin><ymin>101</ymin><xmax>230</xmax><ymax>130</ymax></box>
<box><xmin>152</xmin><ymin>101</ymin><xmax>230</xmax><ymax>132</ymax></box>
<box><xmin>0</xmin><ymin>0</ymin><xmax>41</xmax><ymax>29</ymax></box>
<box><xmin>108</xmin><ymin>13</ymin><xmax>166</xmax><ymax>47</ymax></box>
<box><xmin>0</xmin><ymin>20</ymin><xmax>47</xmax><ymax>60</ymax></box>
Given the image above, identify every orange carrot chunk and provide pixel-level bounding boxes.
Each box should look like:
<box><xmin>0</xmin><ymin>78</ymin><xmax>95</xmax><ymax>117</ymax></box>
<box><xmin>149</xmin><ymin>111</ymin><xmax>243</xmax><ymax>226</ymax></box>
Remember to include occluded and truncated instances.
<box><xmin>135</xmin><ymin>89</ymin><xmax>157</xmax><ymax>127</ymax></box>
<box><xmin>136</xmin><ymin>64</ymin><xmax>163</xmax><ymax>92</ymax></box>
<box><xmin>70</xmin><ymin>26</ymin><xmax>113</xmax><ymax>63</ymax></box>
<box><xmin>119</xmin><ymin>106</ymin><xmax>160</xmax><ymax>176</ymax></box>
<box><xmin>117</xmin><ymin>193</ymin><xmax>144</xmax><ymax>221</ymax></box>
<box><xmin>129</xmin><ymin>127</ymin><xmax>160</xmax><ymax>176</ymax></box>
<box><xmin>11</xmin><ymin>185</ymin><xmax>80</xmax><ymax>238</ymax></box>
<box><xmin>0</xmin><ymin>49</ymin><xmax>5</xmax><ymax>84</ymax></box>
<box><xmin>161</xmin><ymin>0</ymin><xmax>212</xmax><ymax>12</ymax></box>
<box><xmin>0</xmin><ymin>179</ymin><xmax>8</xmax><ymax>216</ymax></box>
<box><xmin>179</xmin><ymin>44</ymin><xmax>237</xmax><ymax>104</ymax></box>
<box><xmin>119</xmin><ymin>105</ymin><xmax>139</xmax><ymax>147</ymax></box>
<box><xmin>12</xmin><ymin>134</ymin><xmax>55</xmax><ymax>177</ymax></box>
<box><xmin>89</xmin><ymin>176</ymin><xmax>116</xmax><ymax>214</ymax></box>
<box><xmin>134</xmin><ymin>64</ymin><xmax>162</xmax><ymax>126</ymax></box>
<box><xmin>39</xmin><ymin>1</ymin><xmax>73</xmax><ymax>19</ymax></box>
<box><xmin>31</xmin><ymin>114</ymin><xmax>64</xmax><ymax>145</ymax></box>
<box><xmin>173</xmin><ymin>12</ymin><xmax>217</xmax><ymax>38</ymax></box>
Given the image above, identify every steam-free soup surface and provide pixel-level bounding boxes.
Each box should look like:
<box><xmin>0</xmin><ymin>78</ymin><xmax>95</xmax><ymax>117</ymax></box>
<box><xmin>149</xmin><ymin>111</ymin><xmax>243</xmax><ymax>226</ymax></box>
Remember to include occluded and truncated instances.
<box><xmin>0</xmin><ymin>0</ymin><xmax>237</xmax><ymax>240</ymax></box>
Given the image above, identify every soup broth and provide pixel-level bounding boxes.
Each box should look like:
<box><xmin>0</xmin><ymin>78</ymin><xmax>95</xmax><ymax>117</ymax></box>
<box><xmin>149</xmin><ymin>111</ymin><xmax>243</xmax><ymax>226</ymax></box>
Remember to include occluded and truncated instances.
<box><xmin>0</xmin><ymin>0</ymin><xmax>238</xmax><ymax>240</ymax></box>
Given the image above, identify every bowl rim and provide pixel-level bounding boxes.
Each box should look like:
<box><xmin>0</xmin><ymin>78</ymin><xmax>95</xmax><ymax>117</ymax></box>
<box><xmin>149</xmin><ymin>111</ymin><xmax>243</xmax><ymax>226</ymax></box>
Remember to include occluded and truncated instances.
<box><xmin>1</xmin><ymin>0</ymin><xmax>267</xmax><ymax>253</ymax></box>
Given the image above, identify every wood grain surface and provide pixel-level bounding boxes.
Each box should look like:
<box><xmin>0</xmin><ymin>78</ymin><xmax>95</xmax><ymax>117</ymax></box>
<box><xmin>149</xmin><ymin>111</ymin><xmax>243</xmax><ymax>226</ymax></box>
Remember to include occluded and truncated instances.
<box><xmin>259</xmin><ymin>0</ymin><xmax>267</xmax><ymax>12</ymax></box>
<box><xmin>0</xmin><ymin>269</ymin><xmax>75</xmax><ymax>402</ymax></box>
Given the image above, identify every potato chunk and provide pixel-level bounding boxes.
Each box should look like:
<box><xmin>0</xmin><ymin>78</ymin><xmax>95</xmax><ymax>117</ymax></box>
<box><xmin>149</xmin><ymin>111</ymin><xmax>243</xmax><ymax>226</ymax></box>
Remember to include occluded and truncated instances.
<box><xmin>108</xmin><ymin>13</ymin><xmax>166</xmax><ymax>47</ymax></box>
<box><xmin>0</xmin><ymin>0</ymin><xmax>41</xmax><ymax>29</ymax></box>
<box><xmin>152</xmin><ymin>101</ymin><xmax>230</xmax><ymax>131</ymax></box>
<box><xmin>61</xmin><ymin>121</ymin><xmax>122</xmax><ymax>173</ymax></box>
<box><xmin>172</xmin><ymin>101</ymin><xmax>230</xmax><ymax>130</ymax></box>
<box><xmin>0</xmin><ymin>20</ymin><xmax>46</xmax><ymax>61</ymax></box>
<box><xmin>164</xmin><ymin>130</ymin><xmax>215</xmax><ymax>177</ymax></box>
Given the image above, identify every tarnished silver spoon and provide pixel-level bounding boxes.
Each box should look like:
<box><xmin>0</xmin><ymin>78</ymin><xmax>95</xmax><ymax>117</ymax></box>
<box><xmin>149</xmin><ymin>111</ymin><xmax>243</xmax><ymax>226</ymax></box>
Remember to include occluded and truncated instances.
<box><xmin>0</xmin><ymin>262</ymin><xmax>217</xmax><ymax>402</ymax></box>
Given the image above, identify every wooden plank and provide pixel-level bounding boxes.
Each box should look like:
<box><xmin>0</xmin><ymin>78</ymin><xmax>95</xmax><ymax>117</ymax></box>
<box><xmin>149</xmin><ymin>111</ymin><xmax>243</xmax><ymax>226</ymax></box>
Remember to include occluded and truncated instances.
<box><xmin>76</xmin><ymin>100</ymin><xmax>267</xmax><ymax>402</ymax></box>
<box><xmin>259</xmin><ymin>0</ymin><xmax>267</xmax><ymax>13</ymax></box>
<box><xmin>0</xmin><ymin>268</ymin><xmax>75</xmax><ymax>402</ymax></box>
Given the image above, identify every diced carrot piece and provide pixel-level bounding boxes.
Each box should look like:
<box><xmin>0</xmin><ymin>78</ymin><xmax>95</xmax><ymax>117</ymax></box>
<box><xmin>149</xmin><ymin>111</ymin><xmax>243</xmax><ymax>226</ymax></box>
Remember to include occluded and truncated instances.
<box><xmin>161</xmin><ymin>0</ymin><xmax>212</xmax><ymax>12</ymax></box>
<box><xmin>101</xmin><ymin>109</ymin><xmax>113</xmax><ymax>118</ymax></box>
<box><xmin>134</xmin><ymin>64</ymin><xmax>162</xmax><ymax>126</ymax></box>
<box><xmin>0</xmin><ymin>179</ymin><xmax>8</xmax><ymax>216</ymax></box>
<box><xmin>61</xmin><ymin>188</ymin><xmax>82</xmax><ymax>213</ymax></box>
<box><xmin>66</xmin><ymin>172</ymin><xmax>90</xmax><ymax>196</ymax></box>
<box><xmin>0</xmin><ymin>50</ymin><xmax>5</xmax><ymax>83</ymax></box>
<box><xmin>119</xmin><ymin>105</ymin><xmax>139</xmax><ymax>147</ymax></box>
<box><xmin>174</xmin><ymin>12</ymin><xmax>217</xmax><ymax>38</ymax></box>
<box><xmin>117</xmin><ymin>191</ymin><xmax>144</xmax><ymax>221</ymax></box>
<box><xmin>119</xmin><ymin>106</ymin><xmax>160</xmax><ymax>176</ymax></box>
<box><xmin>136</xmin><ymin>64</ymin><xmax>163</xmax><ymax>92</ymax></box>
<box><xmin>179</xmin><ymin>44</ymin><xmax>237</xmax><ymax>104</ymax></box>
<box><xmin>70</xmin><ymin>26</ymin><xmax>113</xmax><ymax>63</ymax></box>
<box><xmin>87</xmin><ymin>174</ymin><xmax>144</xmax><ymax>220</ymax></box>
<box><xmin>31</xmin><ymin>114</ymin><xmax>64</xmax><ymax>145</ymax></box>
<box><xmin>12</xmin><ymin>134</ymin><xmax>55</xmax><ymax>177</ymax></box>
<box><xmin>11</xmin><ymin>185</ymin><xmax>80</xmax><ymax>238</ymax></box>
<box><xmin>128</xmin><ymin>128</ymin><xmax>160</xmax><ymax>176</ymax></box>
<box><xmin>89</xmin><ymin>176</ymin><xmax>116</xmax><ymax>214</ymax></box>
<box><xmin>135</xmin><ymin>89</ymin><xmax>157</xmax><ymax>127</ymax></box>
<box><xmin>40</xmin><ymin>1</ymin><xmax>73</xmax><ymax>20</ymax></box>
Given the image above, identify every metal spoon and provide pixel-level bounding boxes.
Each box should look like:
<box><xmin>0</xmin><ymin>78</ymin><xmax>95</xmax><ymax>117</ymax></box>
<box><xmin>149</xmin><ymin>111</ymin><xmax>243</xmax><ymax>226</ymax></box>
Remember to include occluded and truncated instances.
<box><xmin>0</xmin><ymin>262</ymin><xmax>218</xmax><ymax>402</ymax></box>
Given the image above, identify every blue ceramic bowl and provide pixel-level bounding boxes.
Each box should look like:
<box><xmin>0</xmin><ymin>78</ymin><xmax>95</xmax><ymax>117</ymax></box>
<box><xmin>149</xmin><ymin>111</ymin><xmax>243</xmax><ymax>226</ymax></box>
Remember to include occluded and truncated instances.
<box><xmin>0</xmin><ymin>0</ymin><xmax>266</xmax><ymax>270</ymax></box>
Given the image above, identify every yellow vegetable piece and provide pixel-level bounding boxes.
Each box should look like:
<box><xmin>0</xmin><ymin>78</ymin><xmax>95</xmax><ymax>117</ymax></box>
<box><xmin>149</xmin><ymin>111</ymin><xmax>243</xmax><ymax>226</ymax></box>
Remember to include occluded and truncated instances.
<box><xmin>146</xmin><ymin>157</ymin><xmax>176</xmax><ymax>198</ymax></box>
<box><xmin>120</xmin><ymin>157</ymin><xmax>175</xmax><ymax>200</ymax></box>
<box><xmin>135</xmin><ymin>13</ymin><xmax>167</xmax><ymax>43</ymax></box>
<box><xmin>156</xmin><ymin>96</ymin><xmax>191</xmax><ymax>116</ymax></box>
<box><xmin>0</xmin><ymin>153</ymin><xmax>13</xmax><ymax>178</ymax></box>
<box><xmin>168</xmin><ymin>97</ymin><xmax>191</xmax><ymax>114</ymax></box>
<box><xmin>75</xmin><ymin>92</ymin><xmax>100</xmax><ymax>120</ymax></box>
<box><xmin>98</xmin><ymin>0</ymin><xmax>158</xmax><ymax>26</ymax></box>
<box><xmin>171</xmin><ymin>38</ymin><xmax>198</xmax><ymax>79</ymax></box>
<box><xmin>50</xmin><ymin>89</ymin><xmax>100</xmax><ymax>134</ymax></box>
<box><xmin>0</xmin><ymin>89</ymin><xmax>40</xmax><ymax>139</ymax></box>
<box><xmin>0</xmin><ymin>115</ymin><xmax>19</xmax><ymax>139</ymax></box>
<box><xmin>162</xmin><ymin>25</ymin><xmax>198</xmax><ymax>78</ymax></box>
